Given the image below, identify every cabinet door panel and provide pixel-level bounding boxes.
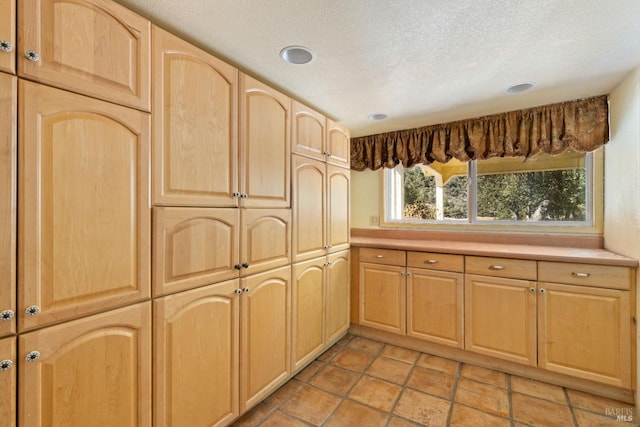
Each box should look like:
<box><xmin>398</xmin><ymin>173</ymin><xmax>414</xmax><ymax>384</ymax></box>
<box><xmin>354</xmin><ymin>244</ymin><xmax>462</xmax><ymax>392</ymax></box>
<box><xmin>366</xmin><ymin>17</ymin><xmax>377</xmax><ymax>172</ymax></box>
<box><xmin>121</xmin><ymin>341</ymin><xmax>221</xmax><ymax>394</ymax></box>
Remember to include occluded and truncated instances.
<box><xmin>291</xmin><ymin>100</ymin><xmax>325</xmax><ymax>161</ymax></box>
<box><xmin>153</xmin><ymin>207</ymin><xmax>239</xmax><ymax>296</ymax></box>
<box><xmin>0</xmin><ymin>74</ymin><xmax>15</xmax><ymax>337</ymax></box>
<box><xmin>408</xmin><ymin>269</ymin><xmax>463</xmax><ymax>348</ymax></box>
<box><xmin>292</xmin><ymin>155</ymin><xmax>326</xmax><ymax>262</ymax></box>
<box><xmin>326</xmin><ymin>119</ymin><xmax>350</xmax><ymax>168</ymax></box>
<box><xmin>18</xmin><ymin>0</ymin><xmax>151</xmax><ymax>110</ymax></box>
<box><xmin>19</xmin><ymin>303</ymin><xmax>151</xmax><ymax>427</ymax></box>
<box><xmin>154</xmin><ymin>280</ymin><xmax>239</xmax><ymax>427</ymax></box>
<box><xmin>292</xmin><ymin>258</ymin><xmax>324</xmax><ymax>371</ymax></box>
<box><xmin>0</xmin><ymin>0</ymin><xmax>15</xmax><ymax>74</ymax></box>
<box><xmin>152</xmin><ymin>26</ymin><xmax>238</xmax><ymax>206</ymax></box>
<box><xmin>240</xmin><ymin>266</ymin><xmax>290</xmax><ymax>411</ymax></box>
<box><xmin>239</xmin><ymin>74</ymin><xmax>290</xmax><ymax>208</ymax></box>
<box><xmin>19</xmin><ymin>81</ymin><xmax>150</xmax><ymax>331</ymax></box>
<box><xmin>465</xmin><ymin>274</ymin><xmax>536</xmax><ymax>366</ymax></box>
<box><xmin>240</xmin><ymin>209</ymin><xmax>291</xmax><ymax>276</ymax></box>
<box><xmin>327</xmin><ymin>164</ymin><xmax>350</xmax><ymax>253</ymax></box>
<box><xmin>538</xmin><ymin>282</ymin><xmax>631</xmax><ymax>388</ymax></box>
<box><xmin>0</xmin><ymin>336</ymin><xmax>16</xmax><ymax>427</ymax></box>
<box><xmin>326</xmin><ymin>250</ymin><xmax>350</xmax><ymax>343</ymax></box>
<box><xmin>359</xmin><ymin>263</ymin><xmax>405</xmax><ymax>335</ymax></box>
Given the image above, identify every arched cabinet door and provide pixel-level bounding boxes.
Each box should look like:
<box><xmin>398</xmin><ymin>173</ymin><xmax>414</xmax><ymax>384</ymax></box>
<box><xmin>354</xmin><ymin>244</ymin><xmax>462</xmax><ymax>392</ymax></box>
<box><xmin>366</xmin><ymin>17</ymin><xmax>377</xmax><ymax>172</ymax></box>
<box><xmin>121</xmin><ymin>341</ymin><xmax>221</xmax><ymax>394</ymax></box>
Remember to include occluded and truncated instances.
<box><xmin>152</xmin><ymin>26</ymin><xmax>238</xmax><ymax>207</ymax></box>
<box><xmin>0</xmin><ymin>0</ymin><xmax>15</xmax><ymax>74</ymax></box>
<box><xmin>291</xmin><ymin>100</ymin><xmax>326</xmax><ymax>161</ymax></box>
<box><xmin>326</xmin><ymin>164</ymin><xmax>350</xmax><ymax>253</ymax></box>
<box><xmin>152</xmin><ymin>207</ymin><xmax>239</xmax><ymax>297</ymax></box>
<box><xmin>326</xmin><ymin>119</ymin><xmax>350</xmax><ymax>168</ymax></box>
<box><xmin>0</xmin><ymin>336</ymin><xmax>16</xmax><ymax>427</ymax></box>
<box><xmin>325</xmin><ymin>250</ymin><xmax>350</xmax><ymax>344</ymax></box>
<box><xmin>292</xmin><ymin>155</ymin><xmax>326</xmax><ymax>262</ymax></box>
<box><xmin>18</xmin><ymin>0</ymin><xmax>151</xmax><ymax>110</ymax></box>
<box><xmin>18</xmin><ymin>81</ymin><xmax>150</xmax><ymax>331</ymax></box>
<box><xmin>240</xmin><ymin>209</ymin><xmax>291</xmax><ymax>276</ymax></box>
<box><xmin>19</xmin><ymin>303</ymin><xmax>151</xmax><ymax>427</ymax></box>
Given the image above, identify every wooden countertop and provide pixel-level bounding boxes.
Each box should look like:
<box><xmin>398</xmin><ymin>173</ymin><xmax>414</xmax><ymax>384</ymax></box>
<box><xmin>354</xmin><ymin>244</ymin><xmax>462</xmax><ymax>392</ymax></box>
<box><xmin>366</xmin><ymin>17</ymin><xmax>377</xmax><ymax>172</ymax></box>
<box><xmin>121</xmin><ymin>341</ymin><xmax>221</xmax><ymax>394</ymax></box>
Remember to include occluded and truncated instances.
<box><xmin>350</xmin><ymin>237</ymin><xmax>638</xmax><ymax>267</ymax></box>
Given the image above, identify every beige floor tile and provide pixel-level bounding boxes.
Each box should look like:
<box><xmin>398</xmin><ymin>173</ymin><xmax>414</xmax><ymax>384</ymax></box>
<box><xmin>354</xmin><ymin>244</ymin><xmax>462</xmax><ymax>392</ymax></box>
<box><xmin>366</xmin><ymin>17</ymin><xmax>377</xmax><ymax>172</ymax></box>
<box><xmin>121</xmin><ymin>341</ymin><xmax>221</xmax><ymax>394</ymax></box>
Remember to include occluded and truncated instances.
<box><xmin>366</xmin><ymin>356</ymin><xmax>413</xmax><ymax>384</ymax></box>
<box><xmin>454</xmin><ymin>378</ymin><xmax>510</xmax><ymax>417</ymax></box>
<box><xmin>317</xmin><ymin>345</ymin><xmax>341</xmax><ymax>362</ymax></box>
<box><xmin>449</xmin><ymin>404</ymin><xmax>512</xmax><ymax>427</ymax></box>
<box><xmin>460</xmin><ymin>363</ymin><xmax>508</xmax><ymax>388</ymax></box>
<box><xmin>416</xmin><ymin>353</ymin><xmax>460</xmax><ymax>375</ymax></box>
<box><xmin>347</xmin><ymin>336</ymin><xmax>385</xmax><ymax>354</ymax></box>
<box><xmin>294</xmin><ymin>360</ymin><xmax>324</xmax><ymax>382</ymax></box>
<box><xmin>230</xmin><ymin>401</ymin><xmax>274</xmax><ymax>426</ymax></box>
<box><xmin>260</xmin><ymin>410</ymin><xmax>309</xmax><ymax>427</ymax></box>
<box><xmin>280</xmin><ymin>384</ymin><xmax>342</xmax><ymax>425</ymax></box>
<box><xmin>512</xmin><ymin>392</ymin><xmax>573</xmax><ymax>427</ymax></box>
<box><xmin>348</xmin><ymin>375</ymin><xmax>402</xmax><ymax>412</ymax></box>
<box><xmin>574</xmin><ymin>408</ymin><xmax>630</xmax><ymax>426</ymax></box>
<box><xmin>308</xmin><ymin>364</ymin><xmax>360</xmax><ymax>396</ymax></box>
<box><xmin>567</xmin><ymin>389</ymin><xmax>634</xmax><ymax>415</ymax></box>
<box><xmin>510</xmin><ymin>375</ymin><xmax>567</xmax><ymax>404</ymax></box>
<box><xmin>381</xmin><ymin>344</ymin><xmax>420</xmax><ymax>364</ymax></box>
<box><xmin>393</xmin><ymin>388</ymin><xmax>451</xmax><ymax>426</ymax></box>
<box><xmin>331</xmin><ymin>348</ymin><xmax>375</xmax><ymax>372</ymax></box>
<box><xmin>387</xmin><ymin>417</ymin><xmax>423</xmax><ymax>426</ymax></box>
<box><xmin>336</xmin><ymin>334</ymin><xmax>354</xmax><ymax>346</ymax></box>
<box><xmin>406</xmin><ymin>366</ymin><xmax>455</xmax><ymax>399</ymax></box>
<box><xmin>263</xmin><ymin>379</ymin><xmax>304</xmax><ymax>408</ymax></box>
<box><xmin>324</xmin><ymin>399</ymin><xmax>389</xmax><ymax>427</ymax></box>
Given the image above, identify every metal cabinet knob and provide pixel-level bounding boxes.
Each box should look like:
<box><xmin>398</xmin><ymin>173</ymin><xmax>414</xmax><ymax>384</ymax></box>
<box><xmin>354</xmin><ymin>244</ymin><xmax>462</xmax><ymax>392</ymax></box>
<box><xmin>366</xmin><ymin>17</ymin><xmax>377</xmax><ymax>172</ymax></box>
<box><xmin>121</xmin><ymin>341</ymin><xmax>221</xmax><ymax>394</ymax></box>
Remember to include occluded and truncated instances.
<box><xmin>530</xmin><ymin>287</ymin><xmax>536</xmax><ymax>293</ymax></box>
<box><xmin>25</xmin><ymin>305</ymin><xmax>40</xmax><ymax>316</ymax></box>
<box><xmin>0</xmin><ymin>310</ymin><xmax>14</xmax><ymax>321</ymax></box>
<box><xmin>25</xmin><ymin>50</ymin><xmax>40</xmax><ymax>62</ymax></box>
<box><xmin>425</xmin><ymin>259</ymin><xmax>438</xmax><ymax>264</ymax></box>
<box><xmin>539</xmin><ymin>288</ymin><xmax>546</xmax><ymax>294</ymax></box>
<box><xmin>489</xmin><ymin>265</ymin><xmax>505</xmax><ymax>271</ymax></box>
<box><xmin>234</xmin><ymin>264</ymin><xmax>242</xmax><ymax>270</ymax></box>
<box><xmin>0</xmin><ymin>359</ymin><xmax>13</xmax><ymax>371</ymax></box>
<box><xmin>571</xmin><ymin>272</ymin><xmax>590</xmax><ymax>278</ymax></box>
<box><xmin>235</xmin><ymin>289</ymin><xmax>242</xmax><ymax>295</ymax></box>
<box><xmin>242</xmin><ymin>263</ymin><xmax>249</xmax><ymax>269</ymax></box>
<box><xmin>240</xmin><ymin>193</ymin><xmax>248</xmax><ymax>199</ymax></box>
<box><xmin>25</xmin><ymin>351</ymin><xmax>40</xmax><ymax>362</ymax></box>
<box><xmin>233</xmin><ymin>192</ymin><xmax>241</xmax><ymax>198</ymax></box>
<box><xmin>243</xmin><ymin>287</ymin><xmax>250</xmax><ymax>293</ymax></box>
<box><xmin>0</xmin><ymin>40</ymin><xmax>12</xmax><ymax>52</ymax></box>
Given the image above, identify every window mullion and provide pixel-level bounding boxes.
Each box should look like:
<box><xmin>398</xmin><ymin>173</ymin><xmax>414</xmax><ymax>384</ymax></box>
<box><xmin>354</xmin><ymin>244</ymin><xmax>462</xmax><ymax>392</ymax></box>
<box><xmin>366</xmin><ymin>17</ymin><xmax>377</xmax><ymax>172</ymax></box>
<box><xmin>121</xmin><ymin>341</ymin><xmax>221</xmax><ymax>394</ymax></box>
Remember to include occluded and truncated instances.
<box><xmin>468</xmin><ymin>160</ymin><xmax>477</xmax><ymax>224</ymax></box>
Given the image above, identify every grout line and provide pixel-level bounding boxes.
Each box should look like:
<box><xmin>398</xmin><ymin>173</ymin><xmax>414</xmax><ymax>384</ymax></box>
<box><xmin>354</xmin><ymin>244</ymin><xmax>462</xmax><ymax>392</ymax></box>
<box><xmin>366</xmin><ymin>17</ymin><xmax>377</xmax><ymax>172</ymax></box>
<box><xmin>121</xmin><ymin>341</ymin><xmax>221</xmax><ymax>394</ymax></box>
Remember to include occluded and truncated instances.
<box><xmin>506</xmin><ymin>374</ymin><xmax>515</xmax><ymax>426</ymax></box>
<box><xmin>564</xmin><ymin>387</ymin><xmax>581</xmax><ymax>427</ymax></box>
<box><xmin>445</xmin><ymin>361</ymin><xmax>463</xmax><ymax>426</ymax></box>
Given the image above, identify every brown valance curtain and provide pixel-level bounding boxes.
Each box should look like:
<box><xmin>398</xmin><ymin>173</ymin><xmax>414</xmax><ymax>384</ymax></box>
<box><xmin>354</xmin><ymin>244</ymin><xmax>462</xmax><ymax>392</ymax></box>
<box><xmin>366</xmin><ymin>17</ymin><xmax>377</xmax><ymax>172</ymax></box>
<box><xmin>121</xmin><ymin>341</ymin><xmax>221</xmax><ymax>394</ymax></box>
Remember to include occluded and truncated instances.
<box><xmin>350</xmin><ymin>95</ymin><xmax>609</xmax><ymax>171</ymax></box>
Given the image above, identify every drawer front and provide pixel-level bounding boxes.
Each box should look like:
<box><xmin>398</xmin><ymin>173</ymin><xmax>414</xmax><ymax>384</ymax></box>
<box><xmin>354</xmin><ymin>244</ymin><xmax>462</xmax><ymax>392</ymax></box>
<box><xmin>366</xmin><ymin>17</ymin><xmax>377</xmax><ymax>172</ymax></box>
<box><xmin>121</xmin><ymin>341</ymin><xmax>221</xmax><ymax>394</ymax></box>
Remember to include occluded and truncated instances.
<box><xmin>359</xmin><ymin>248</ymin><xmax>406</xmax><ymax>266</ymax></box>
<box><xmin>465</xmin><ymin>256</ymin><xmax>537</xmax><ymax>280</ymax></box>
<box><xmin>407</xmin><ymin>251</ymin><xmax>464</xmax><ymax>273</ymax></box>
<box><xmin>538</xmin><ymin>262</ymin><xmax>631</xmax><ymax>290</ymax></box>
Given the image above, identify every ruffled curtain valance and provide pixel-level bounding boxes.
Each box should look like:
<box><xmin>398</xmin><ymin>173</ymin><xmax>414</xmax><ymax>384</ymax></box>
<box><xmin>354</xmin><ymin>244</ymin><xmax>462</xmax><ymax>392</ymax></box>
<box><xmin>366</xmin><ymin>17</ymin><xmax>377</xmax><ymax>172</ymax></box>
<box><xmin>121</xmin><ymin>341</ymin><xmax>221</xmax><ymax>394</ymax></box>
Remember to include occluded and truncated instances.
<box><xmin>350</xmin><ymin>95</ymin><xmax>609</xmax><ymax>171</ymax></box>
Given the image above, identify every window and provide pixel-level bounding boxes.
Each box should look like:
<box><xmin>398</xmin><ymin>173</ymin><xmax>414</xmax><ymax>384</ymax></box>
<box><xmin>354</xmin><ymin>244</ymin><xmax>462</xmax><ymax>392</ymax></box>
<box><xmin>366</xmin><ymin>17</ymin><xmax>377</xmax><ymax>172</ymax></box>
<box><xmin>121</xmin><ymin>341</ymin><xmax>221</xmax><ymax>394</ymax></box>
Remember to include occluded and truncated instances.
<box><xmin>384</xmin><ymin>148</ymin><xmax>602</xmax><ymax>230</ymax></box>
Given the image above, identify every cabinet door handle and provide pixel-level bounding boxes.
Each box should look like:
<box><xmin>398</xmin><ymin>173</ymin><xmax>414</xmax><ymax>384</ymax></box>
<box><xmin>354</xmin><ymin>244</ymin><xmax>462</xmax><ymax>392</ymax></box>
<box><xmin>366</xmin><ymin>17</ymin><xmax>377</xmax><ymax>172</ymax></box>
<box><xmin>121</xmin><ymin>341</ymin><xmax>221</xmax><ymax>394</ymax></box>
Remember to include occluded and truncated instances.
<box><xmin>539</xmin><ymin>288</ymin><xmax>546</xmax><ymax>294</ymax></box>
<box><xmin>0</xmin><ymin>310</ymin><xmax>14</xmax><ymax>321</ymax></box>
<box><xmin>530</xmin><ymin>287</ymin><xmax>536</xmax><ymax>293</ymax></box>
<box><xmin>25</xmin><ymin>351</ymin><xmax>40</xmax><ymax>362</ymax></box>
<box><xmin>25</xmin><ymin>305</ymin><xmax>40</xmax><ymax>316</ymax></box>
<box><xmin>25</xmin><ymin>50</ymin><xmax>40</xmax><ymax>62</ymax></box>
<box><xmin>243</xmin><ymin>287</ymin><xmax>250</xmax><ymax>293</ymax></box>
<box><xmin>375</xmin><ymin>255</ymin><xmax>384</xmax><ymax>258</ymax></box>
<box><xmin>489</xmin><ymin>265</ymin><xmax>505</xmax><ymax>271</ymax></box>
<box><xmin>571</xmin><ymin>272</ymin><xmax>590</xmax><ymax>278</ymax></box>
<box><xmin>0</xmin><ymin>40</ymin><xmax>12</xmax><ymax>52</ymax></box>
<box><xmin>424</xmin><ymin>259</ymin><xmax>438</xmax><ymax>264</ymax></box>
<box><xmin>235</xmin><ymin>289</ymin><xmax>242</xmax><ymax>295</ymax></box>
<box><xmin>242</xmin><ymin>263</ymin><xmax>249</xmax><ymax>269</ymax></box>
<box><xmin>0</xmin><ymin>359</ymin><xmax>13</xmax><ymax>371</ymax></box>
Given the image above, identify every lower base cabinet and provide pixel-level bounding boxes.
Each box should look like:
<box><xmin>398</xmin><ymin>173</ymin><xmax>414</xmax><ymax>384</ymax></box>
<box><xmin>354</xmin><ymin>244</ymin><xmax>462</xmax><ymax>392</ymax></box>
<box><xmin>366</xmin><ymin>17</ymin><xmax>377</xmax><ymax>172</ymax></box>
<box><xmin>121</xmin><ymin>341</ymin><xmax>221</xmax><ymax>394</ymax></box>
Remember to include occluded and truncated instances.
<box><xmin>19</xmin><ymin>303</ymin><xmax>152</xmax><ymax>427</ymax></box>
<box><xmin>0</xmin><ymin>336</ymin><xmax>15</xmax><ymax>427</ymax></box>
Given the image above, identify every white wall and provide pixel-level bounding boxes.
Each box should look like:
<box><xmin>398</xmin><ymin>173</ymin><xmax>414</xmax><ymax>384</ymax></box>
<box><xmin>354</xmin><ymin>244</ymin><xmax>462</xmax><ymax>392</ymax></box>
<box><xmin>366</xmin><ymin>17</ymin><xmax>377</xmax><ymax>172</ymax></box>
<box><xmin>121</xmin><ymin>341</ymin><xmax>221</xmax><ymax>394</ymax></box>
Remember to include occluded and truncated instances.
<box><xmin>350</xmin><ymin>168</ymin><xmax>382</xmax><ymax>228</ymax></box>
<box><xmin>605</xmin><ymin>65</ymin><xmax>640</xmax><ymax>407</ymax></box>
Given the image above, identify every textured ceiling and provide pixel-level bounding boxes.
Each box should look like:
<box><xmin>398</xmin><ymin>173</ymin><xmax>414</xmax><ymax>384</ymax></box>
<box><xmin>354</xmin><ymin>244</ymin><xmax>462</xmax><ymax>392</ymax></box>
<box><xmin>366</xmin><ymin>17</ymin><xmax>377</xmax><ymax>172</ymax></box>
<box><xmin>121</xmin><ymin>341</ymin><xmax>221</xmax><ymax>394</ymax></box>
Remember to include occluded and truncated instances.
<box><xmin>117</xmin><ymin>0</ymin><xmax>640</xmax><ymax>138</ymax></box>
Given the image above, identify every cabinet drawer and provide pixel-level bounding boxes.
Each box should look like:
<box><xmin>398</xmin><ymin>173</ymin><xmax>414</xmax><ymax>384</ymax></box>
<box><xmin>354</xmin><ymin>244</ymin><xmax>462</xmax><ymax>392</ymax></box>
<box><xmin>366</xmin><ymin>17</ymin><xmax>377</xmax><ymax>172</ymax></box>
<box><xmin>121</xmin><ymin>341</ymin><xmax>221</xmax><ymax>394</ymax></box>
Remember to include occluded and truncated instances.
<box><xmin>465</xmin><ymin>256</ymin><xmax>536</xmax><ymax>280</ymax></box>
<box><xmin>359</xmin><ymin>248</ymin><xmax>405</xmax><ymax>266</ymax></box>
<box><xmin>538</xmin><ymin>262</ymin><xmax>631</xmax><ymax>290</ymax></box>
<box><xmin>407</xmin><ymin>251</ymin><xmax>464</xmax><ymax>273</ymax></box>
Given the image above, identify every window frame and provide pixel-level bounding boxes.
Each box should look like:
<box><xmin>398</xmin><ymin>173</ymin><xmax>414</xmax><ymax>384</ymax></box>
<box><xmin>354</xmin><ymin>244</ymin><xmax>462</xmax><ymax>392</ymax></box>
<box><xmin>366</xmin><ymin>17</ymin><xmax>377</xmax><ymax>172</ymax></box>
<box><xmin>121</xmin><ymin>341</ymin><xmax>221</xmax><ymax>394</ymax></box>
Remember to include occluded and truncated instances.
<box><xmin>382</xmin><ymin>148</ymin><xmax>603</xmax><ymax>235</ymax></box>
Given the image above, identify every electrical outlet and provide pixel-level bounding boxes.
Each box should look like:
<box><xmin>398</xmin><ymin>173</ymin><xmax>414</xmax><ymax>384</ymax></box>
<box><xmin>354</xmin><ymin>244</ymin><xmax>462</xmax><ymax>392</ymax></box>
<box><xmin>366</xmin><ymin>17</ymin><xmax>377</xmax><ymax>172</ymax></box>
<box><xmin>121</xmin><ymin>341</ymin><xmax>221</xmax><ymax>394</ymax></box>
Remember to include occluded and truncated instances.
<box><xmin>369</xmin><ymin>215</ymin><xmax>380</xmax><ymax>226</ymax></box>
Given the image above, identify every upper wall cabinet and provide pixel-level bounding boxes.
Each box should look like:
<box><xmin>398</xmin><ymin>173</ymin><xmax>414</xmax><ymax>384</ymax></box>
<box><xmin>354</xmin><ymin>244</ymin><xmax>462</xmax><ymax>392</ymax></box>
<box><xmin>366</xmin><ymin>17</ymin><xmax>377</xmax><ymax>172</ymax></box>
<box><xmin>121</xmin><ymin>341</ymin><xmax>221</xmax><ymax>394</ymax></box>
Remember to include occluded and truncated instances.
<box><xmin>291</xmin><ymin>100</ymin><xmax>326</xmax><ymax>162</ymax></box>
<box><xmin>326</xmin><ymin>119</ymin><xmax>350</xmax><ymax>168</ymax></box>
<box><xmin>17</xmin><ymin>0</ymin><xmax>151</xmax><ymax>111</ymax></box>
<box><xmin>239</xmin><ymin>74</ymin><xmax>291</xmax><ymax>208</ymax></box>
<box><xmin>0</xmin><ymin>74</ymin><xmax>15</xmax><ymax>338</ymax></box>
<box><xmin>0</xmin><ymin>0</ymin><xmax>16</xmax><ymax>74</ymax></box>
<box><xmin>18</xmin><ymin>81</ymin><xmax>150</xmax><ymax>331</ymax></box>
<box><xmin>151</xmin><ymin>26</ymin><xmax>238</xmax><ymax>207</ymax></box>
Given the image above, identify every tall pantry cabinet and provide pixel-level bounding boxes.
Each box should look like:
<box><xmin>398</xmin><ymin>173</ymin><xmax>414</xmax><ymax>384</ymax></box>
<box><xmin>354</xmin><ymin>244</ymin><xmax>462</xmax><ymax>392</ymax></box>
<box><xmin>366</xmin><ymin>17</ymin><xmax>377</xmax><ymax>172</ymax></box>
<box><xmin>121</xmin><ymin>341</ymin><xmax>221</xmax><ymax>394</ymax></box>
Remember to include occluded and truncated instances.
<box><xmin>0</xmin><ymin>0</ymin><xmax>15</xmax><ymax>74</ymax></box>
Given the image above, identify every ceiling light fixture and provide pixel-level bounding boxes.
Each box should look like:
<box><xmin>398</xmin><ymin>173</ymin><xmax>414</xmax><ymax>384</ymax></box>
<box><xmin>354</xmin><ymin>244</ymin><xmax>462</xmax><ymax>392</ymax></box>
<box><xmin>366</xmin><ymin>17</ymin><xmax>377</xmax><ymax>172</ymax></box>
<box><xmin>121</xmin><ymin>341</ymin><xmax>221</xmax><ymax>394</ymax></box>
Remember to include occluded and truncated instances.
<box><xmin>506</xmin><ymin>82</ymin><xmax>536</xmax><ymax>94</ymax></box>
<box><xmin>280</xmin><ymin>46</ymin><xmax>315</xmax><ymax>65</ymax></box>
<box><xmin>368</xmin><ymin>113</ymin><xmax>388</xmax><ymax>121</ymax></box>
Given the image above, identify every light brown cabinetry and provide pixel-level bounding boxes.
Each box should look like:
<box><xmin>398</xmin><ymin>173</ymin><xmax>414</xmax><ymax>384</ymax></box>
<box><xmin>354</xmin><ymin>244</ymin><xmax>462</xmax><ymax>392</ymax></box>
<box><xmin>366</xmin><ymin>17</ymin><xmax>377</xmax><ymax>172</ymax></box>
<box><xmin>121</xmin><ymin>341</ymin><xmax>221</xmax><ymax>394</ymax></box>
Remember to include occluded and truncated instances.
<box><xmin>18</xmin><ymin>80</ymin><xmax>150</xmax><ymax>331</ymax></box>
<box><xmin>407</xmin><ymin>252</ymin><xmax>464</xmax><ymax>348</ymax></box>
<box><xmin>0</xmin><ymin>73</ymin><xmax>15</xmax><ymax>337</ymax></box>
<box><xmin>152</xmin><ymin>207</ymin><xmax>291</xmax><ymax>296</ymax></box>
<box><xmin>325</xmin><ymin>250</ymin><xmax>351</xmax><ymax>344</ymax></box>
<box><xmin>239</xmin><ymin>74</ymin><xmax>290</xmax><ymax>208</ymax></box>
<box><xmin>292</xmin><ymin>156</ymin><xmax>350</xmax><ymax>262</ymax></box>
<box><xmin>154</xmin><ymin>280</ymin><xmax>239</xmax><ymax>427</ymax></box>
<box><xmin>19</xmin><ymin>302</ymin><xmax>152</xmax><ymax>426</ymax></box>
<box><xmin>0</xmin><ymin>336</ymin><xmax>15</xmax><ymax>427</ymax></box>
<box><xmin>151</xmin><ymin>26</ymin><xmax>238</xmax><ymax>207</ymax></box>
<box><xmin>17</xmin><ymin>0</ymin><xmax>151</xmax><ymax>110</ymax></box>
<box><xmin>292</xmin><ymin>100</ymin><xmax>326</xmax><ymax>161</ymax></box>
<box><xmin>0</xmin><ymin>0</ymin><xmax>15</xmax><ymax>74</ymax></box>
<box><xmin>240</xmin><ymin>266</ymin><xmax>291</xmax><ymax>412</ymax></box>
<box><xmin>326</xmin><ymin>119</ymin><xmax>351</xmax><ymax>168</ymax></box>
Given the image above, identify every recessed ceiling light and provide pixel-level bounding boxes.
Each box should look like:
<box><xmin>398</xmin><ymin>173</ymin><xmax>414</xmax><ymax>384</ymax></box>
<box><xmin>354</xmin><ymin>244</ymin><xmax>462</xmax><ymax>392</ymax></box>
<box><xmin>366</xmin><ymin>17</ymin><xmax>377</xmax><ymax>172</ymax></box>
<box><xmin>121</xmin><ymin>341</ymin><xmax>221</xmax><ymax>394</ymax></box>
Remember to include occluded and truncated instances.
<box><xmin>506</xmin><ymin>82</ymin><xmax>536</xmax><ymax>94</ymax></box>
<box><xmin>368</xmin><ymin>113</ymin><xmax>388</xmax><ymax>121</ymax></box>
<box><xmin>280</xmin><ymin>46</ymin><xmax>315</xmax><ymax>65</ymax></box>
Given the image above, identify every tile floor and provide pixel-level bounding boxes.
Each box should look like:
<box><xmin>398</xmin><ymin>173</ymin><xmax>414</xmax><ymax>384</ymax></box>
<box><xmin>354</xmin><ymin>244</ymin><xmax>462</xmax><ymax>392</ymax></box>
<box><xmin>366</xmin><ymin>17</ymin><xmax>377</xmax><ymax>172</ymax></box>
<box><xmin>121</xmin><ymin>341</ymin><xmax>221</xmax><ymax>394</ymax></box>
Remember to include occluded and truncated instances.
<box><xmin>232</xmin><ymin>334</ymin><xmax>636</xmax><ymax>426</ymax></box>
